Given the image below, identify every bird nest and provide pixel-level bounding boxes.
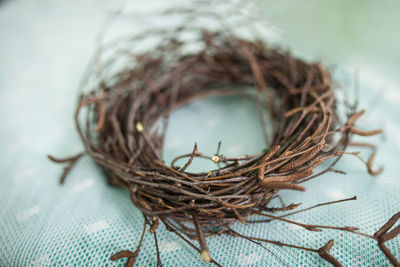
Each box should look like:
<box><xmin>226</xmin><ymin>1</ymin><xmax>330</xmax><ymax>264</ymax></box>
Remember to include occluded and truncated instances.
<box><xmin>49</xmin><ymin>9</ymin><xmax>400</xmax><ymax>267</ymax></box>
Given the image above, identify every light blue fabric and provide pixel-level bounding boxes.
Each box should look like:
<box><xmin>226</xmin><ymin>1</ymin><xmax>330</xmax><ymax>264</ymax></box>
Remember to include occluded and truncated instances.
<box><xmin>0</xmin><ymin>1</ymin><xmax>399</xmax><ymax>266</ymax></box>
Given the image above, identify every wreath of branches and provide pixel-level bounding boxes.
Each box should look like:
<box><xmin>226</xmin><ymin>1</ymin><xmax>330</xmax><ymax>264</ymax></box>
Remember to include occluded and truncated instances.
<box><xmin>49</xmin><ymin>3</ymin><xmax>400</xmax><ymax>267</ymax></box>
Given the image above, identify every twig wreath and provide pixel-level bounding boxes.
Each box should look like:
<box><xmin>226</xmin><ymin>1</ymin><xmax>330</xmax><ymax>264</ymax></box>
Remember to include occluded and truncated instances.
<box><xmin>49</xmin><ymin>5</ymin><xmax>400</xmax><ymax>267</ymax></box>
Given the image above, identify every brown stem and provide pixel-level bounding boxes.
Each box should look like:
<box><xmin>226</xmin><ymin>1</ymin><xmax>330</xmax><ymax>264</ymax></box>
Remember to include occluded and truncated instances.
<box><xmin>192</xmin><ymin>213</ymin><xmax>211</xmax><ymax>263</ymax></box>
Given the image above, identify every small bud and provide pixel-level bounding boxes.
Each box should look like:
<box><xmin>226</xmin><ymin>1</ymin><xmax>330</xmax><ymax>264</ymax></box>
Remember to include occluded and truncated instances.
<box><xmin>136</xmin><ymin>122</ymin><xmax>144</xmax><ymax>132</ymax></box>
<box><xmin>211</xmin><ymin>155</ymin><xmax>219</xmax><ymax>163</ymax></box>
<box><xmin>201</xmin><ymin>250</ymin><xmax>211</xmax><ymax>263</ymax></box>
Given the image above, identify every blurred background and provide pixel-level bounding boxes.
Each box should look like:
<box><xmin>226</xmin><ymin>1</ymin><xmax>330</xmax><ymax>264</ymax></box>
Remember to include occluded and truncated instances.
<box><xmin>257</xmin><ymin>0</ymin><xmax>400</xmax><ymax>85</ymax></box>
<box><xmin>0</xmin><ymin>0</ymin><xmax>399</xmax><ymax>266</ymax></box>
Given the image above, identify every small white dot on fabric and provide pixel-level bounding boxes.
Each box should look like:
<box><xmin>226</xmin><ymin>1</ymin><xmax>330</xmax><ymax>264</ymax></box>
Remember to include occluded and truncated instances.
<box><xmin>326</xmin><ymin>190</ymin><xmax>346</xmax><ymax>200</ymax></box>
<box><xmin>159</xmin><ymin>240</ymin><xmax>182</xmax><ymax>253</ymax></box>
<box><xmin>30</xmin><ymin>254</ymin><xmax>51</xmax><ymax>267</ymax></box>
<box><xmin>237</xmin><ymin>252</ymin><xmax>261</xmax><ymax>266</ymax></box>
<box><xmin>72</xmin><ymin>179</ymin><xmax>94</xmax><ymax>194</ymax></box>
<box><xmin>85</xmin><ymin>220</ymin><xmax>109</xmax><ymax>234</ymax></box>
<box><xmin>16</xmin><ymin>205</ymin><xmax>41</xmax><ymax>224</ymax></box>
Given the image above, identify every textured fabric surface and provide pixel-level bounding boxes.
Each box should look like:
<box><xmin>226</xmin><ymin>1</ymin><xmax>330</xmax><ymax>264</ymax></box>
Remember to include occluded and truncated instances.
<box><xmin>0</xmin><ymin>1</ymin><xmax>399</xmax><ymax>266</ymax></box>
